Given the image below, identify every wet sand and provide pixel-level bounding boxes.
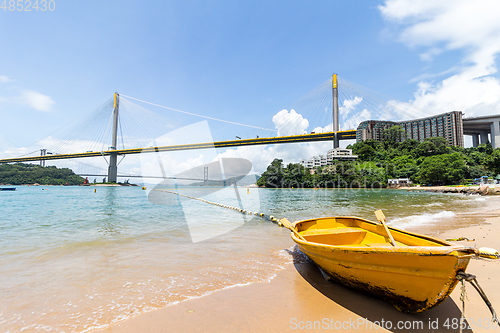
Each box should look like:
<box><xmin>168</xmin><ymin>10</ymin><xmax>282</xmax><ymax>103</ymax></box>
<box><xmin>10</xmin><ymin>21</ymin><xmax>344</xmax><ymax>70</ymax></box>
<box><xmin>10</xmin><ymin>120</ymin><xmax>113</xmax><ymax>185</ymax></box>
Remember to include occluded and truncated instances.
<box><xmin>100</xmin><ymin>197</ymin><xmax>500</xmax><ymax>333</ymax></box>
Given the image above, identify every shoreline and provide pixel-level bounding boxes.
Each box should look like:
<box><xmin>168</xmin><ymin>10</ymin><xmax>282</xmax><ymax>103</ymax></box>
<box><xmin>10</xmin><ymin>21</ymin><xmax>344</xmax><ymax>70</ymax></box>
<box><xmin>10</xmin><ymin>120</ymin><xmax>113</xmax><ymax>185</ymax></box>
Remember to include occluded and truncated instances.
<box><xmin>98</xmin><ymin>196</ymin><xmax>500</xmax><ymax>333</ymax></box>
<box><xmin>0</xmin><ymin>183</ymin><xmax>139</xmax><ymax>187</ymax></box>
<box><xmin>398</xmin><ymin>185</ymin><xmax>500</xmax><ymax>195</ymax></box>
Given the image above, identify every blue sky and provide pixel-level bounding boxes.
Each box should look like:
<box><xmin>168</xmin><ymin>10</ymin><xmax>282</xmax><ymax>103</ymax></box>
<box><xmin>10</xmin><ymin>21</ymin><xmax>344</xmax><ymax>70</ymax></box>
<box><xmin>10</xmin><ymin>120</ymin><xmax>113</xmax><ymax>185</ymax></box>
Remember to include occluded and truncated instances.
<box><xmin>1</xmin><ymin>0</ymin><xmax>500</xmax><ymax>176</ymax></box>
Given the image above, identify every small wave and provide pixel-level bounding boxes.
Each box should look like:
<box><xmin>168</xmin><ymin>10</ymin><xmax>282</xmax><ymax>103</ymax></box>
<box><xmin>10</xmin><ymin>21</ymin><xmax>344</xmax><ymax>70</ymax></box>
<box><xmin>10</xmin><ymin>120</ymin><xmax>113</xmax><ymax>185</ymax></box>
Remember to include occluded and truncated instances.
<box><xmin>281</xmin><ymin>245</ymin><xmax>312</xmax><ymax>264</ymax></box>
<box><xmin>474</xmin><ymin>197</ymin><xmax>487</xmax><ymax>201</ymax></box>
<box><xmin>410</xmin><ymin>202</ymin><xmax>444</xmax><ymax>208</ymax></box>
<box><xmin>389</xmin><ymin>211</ymin><xmax>455</xmax><ymax>229</ymax></box>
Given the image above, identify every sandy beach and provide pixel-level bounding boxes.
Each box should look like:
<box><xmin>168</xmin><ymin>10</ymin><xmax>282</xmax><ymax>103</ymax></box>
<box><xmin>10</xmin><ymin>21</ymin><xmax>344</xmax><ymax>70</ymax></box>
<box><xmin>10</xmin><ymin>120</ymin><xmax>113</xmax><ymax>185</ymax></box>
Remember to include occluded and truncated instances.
<box><xmin>98</xmin><ymin>196</ymin><xmax>500</xmax><ymax>333</ymax></box>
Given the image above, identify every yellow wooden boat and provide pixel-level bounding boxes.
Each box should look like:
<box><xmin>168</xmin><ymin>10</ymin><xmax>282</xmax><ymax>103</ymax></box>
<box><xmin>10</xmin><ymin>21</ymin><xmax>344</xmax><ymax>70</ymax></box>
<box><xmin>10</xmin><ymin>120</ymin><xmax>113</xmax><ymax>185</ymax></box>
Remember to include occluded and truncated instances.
<box><xmin>283</xmin><ymin>215</ymin><xmax>479</xmax><ymax>313</ymax></box>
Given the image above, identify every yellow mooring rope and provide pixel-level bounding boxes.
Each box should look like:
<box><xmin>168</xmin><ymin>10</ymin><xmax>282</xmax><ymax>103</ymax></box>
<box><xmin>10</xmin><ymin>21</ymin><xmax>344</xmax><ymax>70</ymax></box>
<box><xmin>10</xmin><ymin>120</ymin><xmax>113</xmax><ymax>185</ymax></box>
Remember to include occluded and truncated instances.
<box><xmin>457</xmin><ymin>271</ymin><xmax>498</xmax><ymax>327</ymax></box>
<box><xmin>156</xmin><ymin>189</ymin><xmax>283</xmax><ymax>225</ymax></box>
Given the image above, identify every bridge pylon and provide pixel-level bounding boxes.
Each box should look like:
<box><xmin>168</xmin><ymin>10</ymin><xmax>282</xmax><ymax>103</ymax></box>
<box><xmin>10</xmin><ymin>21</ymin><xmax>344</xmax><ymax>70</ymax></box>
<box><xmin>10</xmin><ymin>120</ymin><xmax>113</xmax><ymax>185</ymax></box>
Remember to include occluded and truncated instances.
<box><xmin>332</xmin><ymin>74</ymin><xmax>339</xmax><ymax>148</ymax></box>
<box><xmin>108</xmin><ymin>93</ymin><xmax>119</xmax><ymax>183</ymax></box>
<box><xmin>40</xmin><ymin>149</ymin><xmax>46</xmax><ymax>167</ymax></box>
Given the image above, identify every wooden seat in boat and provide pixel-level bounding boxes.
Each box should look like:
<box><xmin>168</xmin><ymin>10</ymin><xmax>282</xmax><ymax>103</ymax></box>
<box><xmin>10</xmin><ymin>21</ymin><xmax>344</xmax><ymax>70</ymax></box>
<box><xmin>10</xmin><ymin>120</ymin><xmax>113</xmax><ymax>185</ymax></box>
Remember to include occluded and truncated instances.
<box><xmin>301</xmin><ymin>228</ymin><xmax>367</xmax><ymax>246</ymax></box>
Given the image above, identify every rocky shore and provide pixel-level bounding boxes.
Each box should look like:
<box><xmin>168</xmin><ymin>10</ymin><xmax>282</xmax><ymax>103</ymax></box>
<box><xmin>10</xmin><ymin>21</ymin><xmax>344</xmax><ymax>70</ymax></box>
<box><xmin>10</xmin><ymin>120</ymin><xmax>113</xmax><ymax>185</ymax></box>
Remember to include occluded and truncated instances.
<box><xmin>398</xmin><ymin>185</ymin><xmax>500</xmax><ymax>195</ymax></box>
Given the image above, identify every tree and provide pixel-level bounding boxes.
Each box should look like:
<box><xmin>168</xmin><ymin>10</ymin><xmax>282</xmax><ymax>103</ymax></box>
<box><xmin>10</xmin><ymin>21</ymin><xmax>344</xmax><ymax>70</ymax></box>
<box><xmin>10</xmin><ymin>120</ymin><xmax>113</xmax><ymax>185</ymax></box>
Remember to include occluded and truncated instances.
<box><xmin>478</xmin><ymin>143</ymin><xmax>493</xmax><ymax>155</ymax></box>
<box><xmin>485</xmin><ymin>149</ymin><xmax>500</xmax><ymax>175</ymax></box>
<box><xmin>356</xmin><ymin>145</ymin><xmax>377</xmax><ymax>161</ymax></box>
<box><xmin>413</xmin><ymin>137</ymin><xmax>450</xmax><ymax>158</ymax></box>
<box><xmin>256</xmin><ymin>158</ymin><xmax>284</xmax><ymax>187</ymax></box>
<box><xmin>399</xmin><ymin>139</ymin><xmax>420</xmax><ymax>155</ymax></box>
<box><xmin>382</xmin><ymin>125</ymin><xmax>406</xmax><ymax>148</ymax></box>
<box><xmin>417</xmin><ymin>153</ymin><xmax>466</xmax><ymax>185</ymax></box>
<box><xmin>391</xmin><ymin>155</ymin><xmax>419</xmax><ymax>180</ymax></box>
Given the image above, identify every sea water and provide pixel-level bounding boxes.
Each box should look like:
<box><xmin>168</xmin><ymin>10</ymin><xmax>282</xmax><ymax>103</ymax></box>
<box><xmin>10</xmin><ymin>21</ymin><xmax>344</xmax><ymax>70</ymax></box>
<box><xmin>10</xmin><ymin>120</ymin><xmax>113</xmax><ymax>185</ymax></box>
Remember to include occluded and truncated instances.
<box><xmin>0</xmin><ymin>186</ymin><xmax>493</xmax><ymax>332</ymax></box>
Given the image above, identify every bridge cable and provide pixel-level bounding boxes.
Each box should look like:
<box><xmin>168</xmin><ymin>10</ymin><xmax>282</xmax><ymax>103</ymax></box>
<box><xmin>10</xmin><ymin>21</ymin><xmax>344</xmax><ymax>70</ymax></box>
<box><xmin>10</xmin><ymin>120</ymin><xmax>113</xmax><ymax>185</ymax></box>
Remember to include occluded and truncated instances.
<box><xmin>120</xmin><ymin>94</ymin><xmax>277</xmax><ymax>132</ymax></box>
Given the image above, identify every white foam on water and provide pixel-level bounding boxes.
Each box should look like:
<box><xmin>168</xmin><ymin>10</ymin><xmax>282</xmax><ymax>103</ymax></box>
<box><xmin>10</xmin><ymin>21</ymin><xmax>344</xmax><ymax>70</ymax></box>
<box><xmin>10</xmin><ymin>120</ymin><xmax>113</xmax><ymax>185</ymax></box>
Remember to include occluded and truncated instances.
<box><xmin>389</xmin><ymin>211</ymin><xmax>456</xmax><ymax>229</ymax></box>
<box><xmin>410</xmin><ymin>202</ymin><xmax>444</xmax><ymax>208</ymax></box>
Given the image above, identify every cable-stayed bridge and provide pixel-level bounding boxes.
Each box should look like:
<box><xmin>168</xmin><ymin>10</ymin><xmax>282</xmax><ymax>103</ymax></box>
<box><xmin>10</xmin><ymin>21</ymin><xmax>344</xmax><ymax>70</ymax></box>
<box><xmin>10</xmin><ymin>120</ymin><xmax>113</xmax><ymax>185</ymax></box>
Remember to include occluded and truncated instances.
<box><xmin>0</xmin><ymin>74</ymin><xmax>408</xmax><ymax>181</ymax></box>
<box><xmin>0</xmin><ymin>131</ymin><xmax>356</xmax><ymax>163</ymax></box>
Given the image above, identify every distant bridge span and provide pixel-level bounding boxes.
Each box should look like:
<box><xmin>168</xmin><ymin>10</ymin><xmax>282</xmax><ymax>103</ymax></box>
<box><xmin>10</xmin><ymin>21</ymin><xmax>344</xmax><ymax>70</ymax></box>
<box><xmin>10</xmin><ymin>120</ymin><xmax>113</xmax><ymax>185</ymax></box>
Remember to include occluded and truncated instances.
<box><xmin>0</xmin><ymin>130</ymin><xmax>356</xmax><ymax>164</ymax></box>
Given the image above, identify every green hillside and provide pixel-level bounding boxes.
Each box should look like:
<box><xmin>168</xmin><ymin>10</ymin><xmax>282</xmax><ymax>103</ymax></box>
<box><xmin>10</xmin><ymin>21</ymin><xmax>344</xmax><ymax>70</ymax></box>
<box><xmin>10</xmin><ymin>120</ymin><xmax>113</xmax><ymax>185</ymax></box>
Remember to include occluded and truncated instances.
<box><xmin>0</xmin><ymin>163</ymin><xmax>85</xmax><ymax>185</ymax></box>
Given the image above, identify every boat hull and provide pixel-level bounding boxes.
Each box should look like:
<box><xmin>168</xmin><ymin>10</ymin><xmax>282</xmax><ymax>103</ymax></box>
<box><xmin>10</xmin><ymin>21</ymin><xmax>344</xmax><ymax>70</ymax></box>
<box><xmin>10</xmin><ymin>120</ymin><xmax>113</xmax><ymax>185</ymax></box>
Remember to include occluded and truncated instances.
<box><xmin>291</xmin><ymin>217</ymin><xmax>476</xmax><ymax>313</ymax></box>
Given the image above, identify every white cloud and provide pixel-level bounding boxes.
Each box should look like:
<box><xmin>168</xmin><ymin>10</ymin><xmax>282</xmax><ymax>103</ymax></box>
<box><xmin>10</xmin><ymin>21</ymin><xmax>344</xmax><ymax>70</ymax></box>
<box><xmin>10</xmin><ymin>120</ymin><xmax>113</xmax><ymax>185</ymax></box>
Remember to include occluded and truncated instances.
<box><xmin>272</xmin><ymin>109</ymin><xmax>309</xmax><ymax>136</ymax></box>
<box><xmin>340</xmin><ymin>96</ymin><xmax>363</xmax><ymax>117</ymax></box>
<box><xmin>389</xmin><ymin>73</ymin><xmax>500</xmax><ymax>118</ymax></box>
<box><xmin>0</xmin><ymin>75</ymin><xmax>55</xmax><ymax>112</ymax></box>
<box><xmin>379</xmin><ymin>0</ymin><xmax>500</xmax><ymax>117</ymax></box>
<box><xmin>19</xmin><ymin>90</ymin><xmax>55</xmax><ymax>112</ymax></box>
<box><xmin>340</xmin><ymin>97</ymin><xmax>367</xmax><ymax>129</ymax></box>
<box><xmin>312</xmin><ymin>124</ymin><xmax>332</xmax><ymax>134</ymax></box>
<box><xmin>216</xmin><ymin>141</ymin><xmax>334</xmax><ymax>174</ymax></box>
<box><xmin>0</xmin><ymin>75</ymin><xmax>13</xmax><ymax>83</ymax></box>
<box><xmin>343</xmin><ymin>108</ymin><xmax>372</xmax><ymax>131</ymax></box>
<box><xmin>312</xmin><ymin>96</ymin><xmax>367</xmax><ymax>132</ymax></box>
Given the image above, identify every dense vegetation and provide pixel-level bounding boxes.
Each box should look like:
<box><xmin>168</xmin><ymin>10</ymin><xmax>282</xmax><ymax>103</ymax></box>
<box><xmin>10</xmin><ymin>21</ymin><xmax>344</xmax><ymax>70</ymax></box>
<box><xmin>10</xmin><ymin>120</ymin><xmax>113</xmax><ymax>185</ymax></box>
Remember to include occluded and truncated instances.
<box><xmin>0</xmin><ymin>163</ymin><xmax>85</xmax><ymax>185</ymax></box>
<box><xmin>257</xmin><ymin>126</ymin><xmax>500</xmax><ymax>188</ymax></box>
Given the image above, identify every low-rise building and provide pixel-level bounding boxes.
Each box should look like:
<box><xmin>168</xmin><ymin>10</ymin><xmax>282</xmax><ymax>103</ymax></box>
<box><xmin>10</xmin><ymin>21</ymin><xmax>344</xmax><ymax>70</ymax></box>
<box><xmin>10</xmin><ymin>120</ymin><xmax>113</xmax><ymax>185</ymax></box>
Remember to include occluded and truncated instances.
<box><xmin>300</xmin><ymin>148</ymin><xmax>357</xmax><ymax>169</ymax></box>
<box><xmin>388</xmin><ymin>178</ymin><xmax>412</xmax><ymax>187</ymax></box>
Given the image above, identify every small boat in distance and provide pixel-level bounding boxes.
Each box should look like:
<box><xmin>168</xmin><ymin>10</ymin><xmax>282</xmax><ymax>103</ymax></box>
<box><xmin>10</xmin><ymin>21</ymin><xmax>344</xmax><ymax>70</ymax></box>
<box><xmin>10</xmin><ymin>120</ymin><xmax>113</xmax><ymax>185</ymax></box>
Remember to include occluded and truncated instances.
<box><xmin>280</xmin><ymin>213</ymin><xmax>486</xmax><ymax>313</ymax></box>
<box><xmin>0</xmin><ymin>187</ymin><xmax>16</xmax><ymax>191</ymax></box>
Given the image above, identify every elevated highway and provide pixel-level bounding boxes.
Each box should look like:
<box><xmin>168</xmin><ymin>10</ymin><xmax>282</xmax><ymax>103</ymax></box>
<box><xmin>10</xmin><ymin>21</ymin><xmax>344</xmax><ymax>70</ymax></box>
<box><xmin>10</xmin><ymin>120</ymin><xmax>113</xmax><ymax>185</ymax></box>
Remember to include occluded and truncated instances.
<box><xmin>463</xmin><ymin>115</ymin><xmax>500</xmax><ymax>149</ymax></box>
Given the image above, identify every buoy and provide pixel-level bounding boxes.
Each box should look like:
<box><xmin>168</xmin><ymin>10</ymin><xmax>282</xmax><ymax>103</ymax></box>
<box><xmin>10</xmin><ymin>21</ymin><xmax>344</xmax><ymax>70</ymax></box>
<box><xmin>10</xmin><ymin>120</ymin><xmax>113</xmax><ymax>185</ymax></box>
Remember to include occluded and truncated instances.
<box><xmin>478</xmin><ymin>247</ymin><xmax>500</xmax><ymax>259</ymax></box>
<box><xmin>260</xmin><ymin>213</ymin><xmax>264</xmax><ymax>217</ymax></box>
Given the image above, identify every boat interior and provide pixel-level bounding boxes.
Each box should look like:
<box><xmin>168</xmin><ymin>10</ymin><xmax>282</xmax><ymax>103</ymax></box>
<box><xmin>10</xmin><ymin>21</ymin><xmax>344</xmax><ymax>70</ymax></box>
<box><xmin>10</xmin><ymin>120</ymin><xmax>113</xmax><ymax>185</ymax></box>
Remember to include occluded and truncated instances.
<box><xmin>294</xmin><ymin>217</ymin><xmax>448</xmax><ymax>247</ymax></box>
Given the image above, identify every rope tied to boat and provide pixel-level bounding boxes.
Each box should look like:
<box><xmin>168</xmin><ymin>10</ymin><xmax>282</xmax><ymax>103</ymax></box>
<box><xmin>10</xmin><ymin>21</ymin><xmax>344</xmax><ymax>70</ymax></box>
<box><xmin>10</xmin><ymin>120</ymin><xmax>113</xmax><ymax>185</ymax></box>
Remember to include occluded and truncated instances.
<box><xmin>459</xmin><ymin>276</ymin><xmax>469</xmax><ymax>333</ymax></box>
<box><xmin>156</xmin><ymin>189</ymin><xmax>282</xmax><ymax>223</ymax></box>
<box><xmin>456</xmin><ymin>271</ymin><xmax>498</xmax><ymax>326</ymax></box>
<box><xmin>446</xmin><ymin>237</ymin><xmax>475</xmax><ymax>242</ymax></box>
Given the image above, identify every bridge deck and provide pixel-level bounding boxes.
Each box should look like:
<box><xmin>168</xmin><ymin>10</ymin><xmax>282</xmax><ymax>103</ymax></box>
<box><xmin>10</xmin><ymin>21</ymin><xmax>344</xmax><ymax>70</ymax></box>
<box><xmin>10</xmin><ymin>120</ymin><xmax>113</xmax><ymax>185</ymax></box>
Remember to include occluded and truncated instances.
<box><xmin>0</xmin><ymin>130</ymin><xmax>356</xmax><ymax>163</ymax></box>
